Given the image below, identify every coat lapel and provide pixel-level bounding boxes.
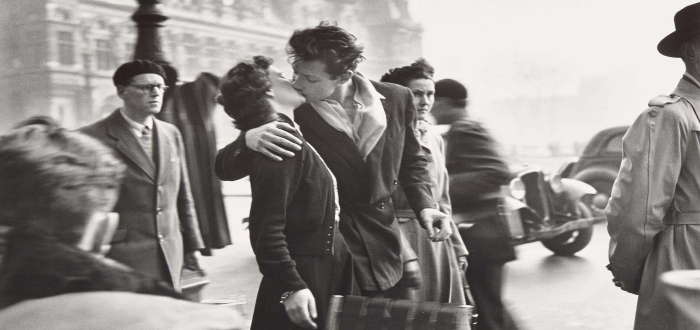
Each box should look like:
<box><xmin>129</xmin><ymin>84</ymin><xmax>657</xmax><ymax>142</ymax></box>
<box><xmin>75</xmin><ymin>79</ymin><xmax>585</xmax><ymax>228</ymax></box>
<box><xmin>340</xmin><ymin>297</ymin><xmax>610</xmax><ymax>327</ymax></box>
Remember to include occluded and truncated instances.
<box><xmin>365</xmin><ymin>94</ymin><xmax>393</xmax><ymax>204</ymax></box>
<box><xmin>299</xmin><ymin>104</ymin><xmax>367</xmax><ymax>174</ymax></box>
<box><xmin>107</xmin><ymin>111</ymin><xmax>157</xmax><ymax>181</ymax></box>
<box><xmin>153</xmin><ymin>121</ymin><xmax>174</xmax><ymax>185</ymax></box>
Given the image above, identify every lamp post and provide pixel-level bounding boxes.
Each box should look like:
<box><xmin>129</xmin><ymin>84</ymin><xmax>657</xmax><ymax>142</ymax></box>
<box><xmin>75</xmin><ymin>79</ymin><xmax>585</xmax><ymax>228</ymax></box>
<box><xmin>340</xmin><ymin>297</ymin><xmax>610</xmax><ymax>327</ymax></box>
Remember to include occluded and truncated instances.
<box><xmin>132</xmin><ymin>0</ymin><xmax>167</xmax><ymax>62</ymax></box>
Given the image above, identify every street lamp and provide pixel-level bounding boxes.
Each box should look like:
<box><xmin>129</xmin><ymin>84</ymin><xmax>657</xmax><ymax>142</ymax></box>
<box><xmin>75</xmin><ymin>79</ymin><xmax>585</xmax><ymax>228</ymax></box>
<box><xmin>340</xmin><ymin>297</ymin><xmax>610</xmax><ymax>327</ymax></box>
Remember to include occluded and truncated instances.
<box><xmin>132</xmin><ymin>0</ymin><xmax>167</xmax><ymax>63</ymax></box>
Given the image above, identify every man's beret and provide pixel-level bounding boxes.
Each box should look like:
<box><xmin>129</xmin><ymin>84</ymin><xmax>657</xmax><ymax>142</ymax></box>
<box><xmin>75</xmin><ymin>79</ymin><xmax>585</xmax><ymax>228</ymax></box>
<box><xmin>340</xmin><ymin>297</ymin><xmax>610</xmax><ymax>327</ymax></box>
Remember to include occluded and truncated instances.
<box><xmin>435</xmin><ymin>78</ymin><xmax>468</xmax><ymax>99</ymax></box>
<box><xmin>112</xmin><ymin>60</ymin><xmax>166</xmax><ymax>86</ymax></box>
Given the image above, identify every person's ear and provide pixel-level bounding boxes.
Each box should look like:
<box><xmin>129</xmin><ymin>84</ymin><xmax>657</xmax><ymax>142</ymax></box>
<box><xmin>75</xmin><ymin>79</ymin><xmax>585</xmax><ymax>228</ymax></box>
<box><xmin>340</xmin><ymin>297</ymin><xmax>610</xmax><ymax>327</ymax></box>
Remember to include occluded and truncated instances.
<box><xmin>337</xmin><ymin>70</ymin><xmax>354</xmax><ymax>84</ymax></box>
<box><xmin>681</xmin><ymin>42</ymin><xmax>697</xmax><ymax>61</ymax></box>
<box><xmin>116</xmin><ymin>86</ymin><xmax>127</xmax><ymax>100</ymax></box>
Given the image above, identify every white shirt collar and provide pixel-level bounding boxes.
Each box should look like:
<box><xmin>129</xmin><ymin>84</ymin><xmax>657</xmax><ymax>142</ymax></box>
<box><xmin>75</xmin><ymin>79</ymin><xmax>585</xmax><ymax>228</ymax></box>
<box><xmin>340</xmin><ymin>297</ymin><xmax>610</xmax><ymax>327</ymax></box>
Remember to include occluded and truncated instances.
<box><xmin>119</xmin><ymin>108</ymin><xmax>153</xmax><ymax>137</ymax></box>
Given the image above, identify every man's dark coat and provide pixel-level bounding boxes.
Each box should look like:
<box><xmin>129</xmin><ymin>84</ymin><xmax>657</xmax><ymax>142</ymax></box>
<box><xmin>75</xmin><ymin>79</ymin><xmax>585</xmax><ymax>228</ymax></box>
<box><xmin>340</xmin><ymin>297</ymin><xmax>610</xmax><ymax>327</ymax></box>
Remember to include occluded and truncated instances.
<box><xmin>158</xmin><ymin>73</ymin><xmax>231</xmax><ymax>255</ymax></box>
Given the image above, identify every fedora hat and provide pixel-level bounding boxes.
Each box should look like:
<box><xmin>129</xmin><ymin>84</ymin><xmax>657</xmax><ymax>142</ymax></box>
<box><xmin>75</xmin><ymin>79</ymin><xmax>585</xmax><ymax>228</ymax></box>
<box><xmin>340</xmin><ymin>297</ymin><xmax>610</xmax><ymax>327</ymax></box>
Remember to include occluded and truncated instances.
<box><xmin>658</xmin><ymin>2</ymin><xmax>700</xmax><ymax>57</ymax></box>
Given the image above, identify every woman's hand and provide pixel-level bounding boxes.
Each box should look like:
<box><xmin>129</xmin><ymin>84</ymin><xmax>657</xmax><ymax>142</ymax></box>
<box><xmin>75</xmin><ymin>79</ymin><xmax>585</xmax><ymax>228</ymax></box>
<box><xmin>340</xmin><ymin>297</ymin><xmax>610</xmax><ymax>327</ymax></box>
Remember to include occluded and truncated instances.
<box><xmin>458</xmin><ymin>256</ymin><xmax>468</xmax><ymax>273</ymax></box>
<box><xmin>282</xmin><ymin>289</ymin><xmax>318</xmax><ymax>329</ymax></box>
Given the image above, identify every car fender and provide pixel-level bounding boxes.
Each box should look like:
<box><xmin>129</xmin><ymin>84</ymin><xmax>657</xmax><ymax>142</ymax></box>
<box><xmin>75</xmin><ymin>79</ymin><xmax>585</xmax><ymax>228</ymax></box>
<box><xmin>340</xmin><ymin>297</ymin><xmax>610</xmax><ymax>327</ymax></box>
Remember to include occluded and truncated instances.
<box><xmin>556</xmin><ymin>157</ymin><xmax>579</xmax><ymax>178</ymax></box>
<box><xmin>572</xmin><ymin>166</ymin><xmax>619</xmax><ymax>184</ymax></box>
<box><xmin>561</xmin><ymin>178</ymin><xmax>596</xmax><ymax>201</ymax></box>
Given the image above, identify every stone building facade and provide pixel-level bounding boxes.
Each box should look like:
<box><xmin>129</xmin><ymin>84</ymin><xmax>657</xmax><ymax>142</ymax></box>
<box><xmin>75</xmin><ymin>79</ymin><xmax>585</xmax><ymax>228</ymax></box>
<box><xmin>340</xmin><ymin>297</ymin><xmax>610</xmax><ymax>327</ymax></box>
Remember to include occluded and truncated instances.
<box><xmin>0</xmin><ymin>0</ymin><xmax>423</xmax><ymax>131</ymax></box>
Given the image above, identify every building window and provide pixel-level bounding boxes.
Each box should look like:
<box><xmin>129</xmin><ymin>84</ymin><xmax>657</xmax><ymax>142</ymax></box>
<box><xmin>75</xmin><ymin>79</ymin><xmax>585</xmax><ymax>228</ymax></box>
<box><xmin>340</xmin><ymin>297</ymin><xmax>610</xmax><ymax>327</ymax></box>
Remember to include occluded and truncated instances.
<box><xmin>95</xmin><ymin>39</ymin><xmax>113</xmax><ymax>70</ymax></box>
<box><xmin>124</xmin><ymin>42</ymin><xmax>135</xmax><ymax>62</ymax></box>
<box><xmin>204</xmin><ymin>38</ymin><xmax>220</xmax><ymax>75</ymax></box>
<box><xmin>184</xmin><ymin>43</ymin><xmax>201</xmax><ymax>77</ymax></box>
<box><xmin>57</xmin><ymin>31</ymin><xmax>75</xmax><ymax>65</ymax></box>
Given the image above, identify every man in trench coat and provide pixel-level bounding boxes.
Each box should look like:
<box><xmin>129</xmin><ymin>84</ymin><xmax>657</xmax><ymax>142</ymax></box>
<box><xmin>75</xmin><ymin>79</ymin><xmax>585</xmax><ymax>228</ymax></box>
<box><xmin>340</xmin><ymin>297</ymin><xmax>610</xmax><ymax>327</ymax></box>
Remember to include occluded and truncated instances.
<box><xmin>606</xmin><ymin>2</ymin><xmax>700</xmax><ymax>329</ymax></box>
<box><xmin>81</xmin><ymin>60</ymin><xmax>204</xmax><ymax>291</ymax></box>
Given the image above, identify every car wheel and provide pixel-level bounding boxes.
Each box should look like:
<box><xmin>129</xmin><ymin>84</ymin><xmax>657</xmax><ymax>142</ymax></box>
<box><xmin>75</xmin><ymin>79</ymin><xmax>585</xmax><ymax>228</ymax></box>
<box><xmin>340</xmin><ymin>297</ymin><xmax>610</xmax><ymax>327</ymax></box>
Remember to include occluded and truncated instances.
<box><xmin>541</xmin><ymin>202</ymin><xmax>594</xmax><ymax>256</ymax></box>
<box><xmin>585</xmin><ymin>179</ymin><xmax>613</xmax><ymax>215</ymax></box>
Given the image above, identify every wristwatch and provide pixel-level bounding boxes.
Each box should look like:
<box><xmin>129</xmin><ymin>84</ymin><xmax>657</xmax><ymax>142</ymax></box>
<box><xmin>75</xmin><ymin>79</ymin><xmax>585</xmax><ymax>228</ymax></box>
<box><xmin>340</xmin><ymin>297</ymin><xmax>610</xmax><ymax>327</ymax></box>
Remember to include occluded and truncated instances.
<box><xmin>280</xmin><ymin>290</ymin><xmax>297</xmax><ymax>304</ymax></box>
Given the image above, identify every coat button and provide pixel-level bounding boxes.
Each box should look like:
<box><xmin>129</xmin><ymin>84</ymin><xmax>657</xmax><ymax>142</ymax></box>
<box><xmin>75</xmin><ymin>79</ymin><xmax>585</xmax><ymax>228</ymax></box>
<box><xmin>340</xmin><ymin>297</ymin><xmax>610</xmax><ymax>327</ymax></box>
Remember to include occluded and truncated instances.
<box><xmin>380</xmin><ymin>202</ymin><xmax>385</xmax><ymax>209</ymax></box>
<box><xmin>393</xmin><ymin>179</ymin><xmax>398</xmax><ymax>185</ymax></box>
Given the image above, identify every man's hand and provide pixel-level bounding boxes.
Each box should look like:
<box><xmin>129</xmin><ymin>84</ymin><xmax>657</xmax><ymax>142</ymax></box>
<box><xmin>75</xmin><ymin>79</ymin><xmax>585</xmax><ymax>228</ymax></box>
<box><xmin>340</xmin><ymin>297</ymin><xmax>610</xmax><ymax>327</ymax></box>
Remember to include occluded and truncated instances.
<box><xmin>245</xmin><ymin>121</ymin><xmax>302</xmax><ymax>161</ymax></box>
<box><xmin>283</xmin><ymin>289</ymin><xmax>317</xmax><ymax>329</ymax></box>
<box><xmin>607</xmin><ymin>264</ymin><xmax>640</xmax><ymax>295</ymax></box>
<box><xmin>458</xmin><ymin>255</ymin><xmax>468</xmax><ymax>273</ymax></box>
<box><xmin>419</xmin><ymin>208</ymin><xmax>453</xmax><ymax>241</ymax></box>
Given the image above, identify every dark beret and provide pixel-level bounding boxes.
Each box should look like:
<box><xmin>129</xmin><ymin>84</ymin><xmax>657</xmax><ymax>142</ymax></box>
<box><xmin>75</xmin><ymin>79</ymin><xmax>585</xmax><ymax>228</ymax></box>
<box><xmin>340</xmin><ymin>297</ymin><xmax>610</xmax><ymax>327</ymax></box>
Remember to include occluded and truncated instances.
<box><xmin>112</xmin><ymin>60</ymin><xmax>166</xmax><ymax>86</ymax></box>
<box><xmin>435</xmin><ymin>78</ymin><xmax>468</xmax><ymax>99</ymax></box>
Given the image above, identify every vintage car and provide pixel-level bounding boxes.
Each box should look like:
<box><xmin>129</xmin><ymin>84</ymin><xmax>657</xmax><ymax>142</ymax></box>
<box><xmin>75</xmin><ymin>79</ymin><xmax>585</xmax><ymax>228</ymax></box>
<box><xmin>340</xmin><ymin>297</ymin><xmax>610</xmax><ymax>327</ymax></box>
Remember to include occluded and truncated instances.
<box><xmin>494</xmin><ymin>167</ymin><xmax>606</xmax><ymax>256</ymax></box>
<box><xmin>558</xmin><ymin>126</ymin><xmax>628</xmax><ymax>214</ymax></box>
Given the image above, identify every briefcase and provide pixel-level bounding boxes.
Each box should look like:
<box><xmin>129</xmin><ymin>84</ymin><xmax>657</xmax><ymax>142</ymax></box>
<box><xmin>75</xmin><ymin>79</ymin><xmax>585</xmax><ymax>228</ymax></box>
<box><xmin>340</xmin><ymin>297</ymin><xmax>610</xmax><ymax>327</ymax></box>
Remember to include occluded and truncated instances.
<box><xmin>325</xmin><ymin>295</ymin><xmax>473</xmax><ymax>330</ymax></box>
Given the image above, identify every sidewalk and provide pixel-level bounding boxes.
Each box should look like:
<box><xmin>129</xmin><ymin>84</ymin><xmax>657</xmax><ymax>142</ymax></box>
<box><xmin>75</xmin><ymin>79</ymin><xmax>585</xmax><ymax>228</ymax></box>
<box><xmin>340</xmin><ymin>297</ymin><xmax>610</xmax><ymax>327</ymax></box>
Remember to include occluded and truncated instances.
<box><xmin>199</xmin><ymin>193</ymin><xmax>260</xmax><ymax>329</ymax></box>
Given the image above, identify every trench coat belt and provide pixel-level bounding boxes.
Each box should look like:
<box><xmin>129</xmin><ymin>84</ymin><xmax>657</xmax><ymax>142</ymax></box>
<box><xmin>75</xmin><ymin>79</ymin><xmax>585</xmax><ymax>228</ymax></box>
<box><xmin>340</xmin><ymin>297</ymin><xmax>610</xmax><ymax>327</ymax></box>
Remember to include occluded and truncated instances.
<box><xmin>664</xmin><ymin>212</ymin><xmax>700</xmax><ymax>225</ymax></box>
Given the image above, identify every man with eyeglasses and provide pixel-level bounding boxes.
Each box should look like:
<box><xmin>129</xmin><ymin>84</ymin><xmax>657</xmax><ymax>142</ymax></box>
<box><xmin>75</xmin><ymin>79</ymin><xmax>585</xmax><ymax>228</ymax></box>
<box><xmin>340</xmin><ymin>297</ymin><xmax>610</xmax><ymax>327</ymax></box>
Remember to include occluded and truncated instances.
<box><xmin>80</xmin><ymin>60</ymin><xmax>205</xmax><ymax>292</ymax></box>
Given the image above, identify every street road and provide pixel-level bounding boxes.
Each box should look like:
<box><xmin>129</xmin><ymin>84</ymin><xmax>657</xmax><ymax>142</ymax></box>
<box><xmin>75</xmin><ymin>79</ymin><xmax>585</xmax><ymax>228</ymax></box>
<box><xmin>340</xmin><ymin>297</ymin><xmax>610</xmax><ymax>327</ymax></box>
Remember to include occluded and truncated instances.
<box><xmin>505</xmin><ymin>222</ymin><xmax>637</xmax><ymax>329</ymax></box>
<box><xmin>201</xmin><ymin>193</ymin><xmax>638</xmax><ymax>329</ymax></box>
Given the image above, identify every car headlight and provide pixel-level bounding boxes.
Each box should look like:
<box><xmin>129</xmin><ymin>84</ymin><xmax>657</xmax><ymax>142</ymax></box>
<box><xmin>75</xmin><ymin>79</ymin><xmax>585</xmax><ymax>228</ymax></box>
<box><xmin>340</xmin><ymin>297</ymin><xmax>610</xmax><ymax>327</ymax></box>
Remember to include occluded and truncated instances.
<box><xmin>549</xmin><ymin>174</ymin><xmax>564</xmax><ymax>194</ymax></box>
<box><xmin>509</xmin><ymin>178</ymin><xmax>526</xmax><ymax>200</ymax></box>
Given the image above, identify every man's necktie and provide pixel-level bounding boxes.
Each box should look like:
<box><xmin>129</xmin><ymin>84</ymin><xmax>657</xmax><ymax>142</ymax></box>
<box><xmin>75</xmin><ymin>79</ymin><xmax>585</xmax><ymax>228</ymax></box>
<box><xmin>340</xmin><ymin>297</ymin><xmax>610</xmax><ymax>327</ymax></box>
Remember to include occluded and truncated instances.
<box><xmin>141</xmin><ymin>126</ymin><xmax>153</xmax><ymax>159</ymax></box>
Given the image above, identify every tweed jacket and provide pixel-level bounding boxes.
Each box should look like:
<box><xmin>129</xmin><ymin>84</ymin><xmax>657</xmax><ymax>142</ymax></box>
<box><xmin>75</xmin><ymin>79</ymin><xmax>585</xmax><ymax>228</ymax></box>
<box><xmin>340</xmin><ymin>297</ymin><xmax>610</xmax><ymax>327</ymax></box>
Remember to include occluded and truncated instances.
<box><xmin>80</xmin><ymin>110</ymin><xmax>204</xmax><ymax>291</ymax></box>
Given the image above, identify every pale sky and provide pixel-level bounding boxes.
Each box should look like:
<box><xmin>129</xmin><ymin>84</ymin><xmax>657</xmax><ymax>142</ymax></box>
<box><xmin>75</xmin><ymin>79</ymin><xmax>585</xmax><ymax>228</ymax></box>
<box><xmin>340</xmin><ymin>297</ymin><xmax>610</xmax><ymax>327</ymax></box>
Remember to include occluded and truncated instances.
<box><xmin>409</xmin><ymin>1</ymin><xmax>698</xmax><ymax>150</ymax></box>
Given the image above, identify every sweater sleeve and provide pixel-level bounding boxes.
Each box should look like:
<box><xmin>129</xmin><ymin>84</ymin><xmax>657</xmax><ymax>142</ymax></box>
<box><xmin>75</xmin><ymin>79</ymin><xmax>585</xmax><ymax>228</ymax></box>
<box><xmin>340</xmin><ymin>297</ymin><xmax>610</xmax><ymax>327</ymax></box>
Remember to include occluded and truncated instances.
<box><xmin>247</xmin><ymin>151</ymin><xmax>308</xmax><ymax>292</ymax></box>
<box><xmin>214</xmin><ymin>133</ymin><xmax>252</xmax><ymax>181</ymax></box>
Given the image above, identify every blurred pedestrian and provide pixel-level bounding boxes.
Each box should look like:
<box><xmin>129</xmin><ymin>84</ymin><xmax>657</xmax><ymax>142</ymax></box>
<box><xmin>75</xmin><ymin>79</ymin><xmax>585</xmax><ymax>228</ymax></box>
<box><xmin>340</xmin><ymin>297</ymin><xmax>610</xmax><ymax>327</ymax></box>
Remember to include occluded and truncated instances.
<box><xmin>380</xmin><ymin>59</ymin><xmax>469</xmax><ymax>304</ymax></box>
<box><xmin>80</xmin><ymin>60</ymin><xmax>205</xmax><ymax>291</ymax></box>
<box><xmin>215</xmin><ymin>23</ymin><xmax>452</xmax><ymax>298</ymax></box>
<box><xmin>0</xmin><ymin>118</ymin><xmax>184</xmax><ymax>309</ymax></box>
<box><xmin>216</xmin><ymin>56</ymin><xmax>356</xmax><ymax>330</ymax></box>
<box><xmin>435</xmin><ymin>79</ymin><xmax>519</xmax><ymax>329</ymax></box>
<box><xmin>606</xmin><ymin>2</ymin><xmax>700</xmax><ymax>329</ymax></box>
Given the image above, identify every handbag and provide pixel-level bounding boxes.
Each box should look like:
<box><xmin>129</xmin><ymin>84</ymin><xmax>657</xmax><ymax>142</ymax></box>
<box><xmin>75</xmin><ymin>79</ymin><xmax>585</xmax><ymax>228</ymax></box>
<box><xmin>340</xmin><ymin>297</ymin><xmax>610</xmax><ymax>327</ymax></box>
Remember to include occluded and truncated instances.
<box><xmin>325</xmin><ymin>295</ymin><xmax>473</xmax><ymax>330</ymax></box>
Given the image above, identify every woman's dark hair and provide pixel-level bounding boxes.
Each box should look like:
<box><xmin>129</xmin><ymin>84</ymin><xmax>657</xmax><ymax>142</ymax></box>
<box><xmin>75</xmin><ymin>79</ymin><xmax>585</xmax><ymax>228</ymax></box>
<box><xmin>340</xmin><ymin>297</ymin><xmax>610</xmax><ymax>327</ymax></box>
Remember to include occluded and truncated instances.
<box><xmin>0</xmin><ymin>117</ymin><xmax>125</xmax><ymax>243</ymax></box>
<box><xmin>380</xmin><ymin>58</ymin><xmax>435</xmax><ymax>87</ymax></box>
<box><xmin>217</xmin><ymin>56</ymin><xmax>279</xmax><ymax>130</ymax></box>
<box><xmin>287</xmin><ymin>22</ymin><xmax>365</xmax><ymax>78</ymax></box>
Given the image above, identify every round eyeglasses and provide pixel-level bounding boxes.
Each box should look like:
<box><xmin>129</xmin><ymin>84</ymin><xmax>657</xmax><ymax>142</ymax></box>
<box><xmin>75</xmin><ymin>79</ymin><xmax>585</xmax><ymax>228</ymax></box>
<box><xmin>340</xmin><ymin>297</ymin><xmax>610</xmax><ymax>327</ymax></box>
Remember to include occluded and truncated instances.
<box><xmin>128</xmin><ymin>84</ymin><xmax>169</xmax><ymax>93</ymax></box>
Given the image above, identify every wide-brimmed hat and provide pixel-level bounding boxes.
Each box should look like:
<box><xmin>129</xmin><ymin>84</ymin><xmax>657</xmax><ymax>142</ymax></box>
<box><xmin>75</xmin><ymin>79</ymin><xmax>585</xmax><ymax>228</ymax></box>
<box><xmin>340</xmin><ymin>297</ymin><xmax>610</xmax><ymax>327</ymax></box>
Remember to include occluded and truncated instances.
<box><xmin>658</xmin><ymin>2</ymin><xmax>700</xmax><ymax>57</ymax></box>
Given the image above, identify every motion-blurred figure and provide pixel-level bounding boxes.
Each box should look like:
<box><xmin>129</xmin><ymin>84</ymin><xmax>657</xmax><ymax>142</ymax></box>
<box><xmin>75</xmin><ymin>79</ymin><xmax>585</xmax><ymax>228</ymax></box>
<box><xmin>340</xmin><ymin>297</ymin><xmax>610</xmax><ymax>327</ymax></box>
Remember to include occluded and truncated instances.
<box><xmin>435</xmin><ymin>79</ymin><xmax>518</xmax><ymax>330</ymax></box>
<box><xmin>80</xmin><ymin>60</ymin><xmax>204</xmax><ymax>291</ymax></box>
<box><xmin>380</xmin><ymin>59</ymin><xmax>469</xmax><ymax>304</ymax></box>
<box><xmin>606</xmin><ymin>3</ymin><xmax>700</xmax><ymax>329</ymax></box>
<box><xmin>0</xmin><ymin>118</ymin><xmax>183</xmax><ymax>309</ymax></box>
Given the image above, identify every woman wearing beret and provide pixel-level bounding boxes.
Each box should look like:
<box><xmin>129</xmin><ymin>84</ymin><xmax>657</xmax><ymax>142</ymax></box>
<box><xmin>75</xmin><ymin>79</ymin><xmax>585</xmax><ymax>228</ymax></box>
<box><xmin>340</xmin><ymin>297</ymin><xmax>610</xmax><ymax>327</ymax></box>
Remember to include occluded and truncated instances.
<box><xmin>216</xmin><ymin>56</ymin><xmax>356</xmax><ymax>330</ymax></box>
